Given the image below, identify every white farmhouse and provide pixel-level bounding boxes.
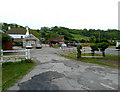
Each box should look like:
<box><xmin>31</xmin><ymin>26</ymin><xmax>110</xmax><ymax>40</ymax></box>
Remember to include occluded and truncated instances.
<box><xmin>6</xmin><ymin>26</ymin><xmax>29</xmax><ymax>42</ymax></box>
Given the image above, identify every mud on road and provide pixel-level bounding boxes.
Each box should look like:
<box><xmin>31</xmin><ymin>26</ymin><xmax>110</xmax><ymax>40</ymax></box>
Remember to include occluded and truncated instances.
<box><xmin>8</xmin><ymin>47</ymin><xmax>118</xmax><ymax>90</ymax></box>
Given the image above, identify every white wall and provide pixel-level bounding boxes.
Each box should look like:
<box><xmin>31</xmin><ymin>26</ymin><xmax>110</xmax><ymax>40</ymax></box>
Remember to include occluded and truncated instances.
<box><xmin>8</xmin><ymin>34</ymin><xmax>26</xmax><ymax>38</ymax></box>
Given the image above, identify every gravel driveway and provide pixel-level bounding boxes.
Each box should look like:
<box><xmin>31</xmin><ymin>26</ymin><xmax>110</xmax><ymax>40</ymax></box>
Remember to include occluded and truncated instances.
<box><xmin>8</xmin><ymin>47</ymin><xmax>118</xmax><ymax>90</ymax></box>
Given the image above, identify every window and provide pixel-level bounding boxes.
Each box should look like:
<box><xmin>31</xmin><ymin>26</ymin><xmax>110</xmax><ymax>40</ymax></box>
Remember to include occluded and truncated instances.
<box><xmin>28</xmin><ymin>41</ymin><xmax>35</xmax><ymax>44</ymax></box>
<box><xmin>30</xmin><ymin>35</ymin><xmax>33</xmax><ymax>38</ymax></box>
<box><xmin>31</xmin><ymin>41</ymin><xmax>35</xmax><ymax>44</ymax></box>
<box><xmin>21</xmin><ymin>36</ymin><xmax>23</xmax><ymax>39</ymax></box>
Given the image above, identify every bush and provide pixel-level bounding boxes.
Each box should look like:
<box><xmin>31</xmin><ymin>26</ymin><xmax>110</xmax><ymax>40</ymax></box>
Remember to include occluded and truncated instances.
<box><xmin>118</xmin><ymin>45</ymin><xmax>120</xmax><ymax>49</ymax></box>
<box><xmin>21</xmin><ymin>59</ymin><xmax>34</xmax><ymax>63</ymax></box>
<box><xmin>109</xmin><ymin>42</ymin><xmax>116</xmax><ymax>46</ymax></box>
<box><xmin>77</xmin><ymin>45</ymin><xmax>82</xmax><ymax>58</ymax></box>
<box><xmin>2</xmin><ymin>59</ymin><xmax>34</xmax><ymax>66</ymax></box>
<box><xmin>2</xmin><ymin>33</ymin><xmax>12</xmax><ymax>42</ymax></box>
<box><xmin>100</xmin><ymin>39</ymin><xmax>109</xmax><ymax>43</ymax></box>
<box><xmin>90</xmin><ymin>44</ymin><xmax>99</xmax><ymax>56</ymax></box>
<box><xmin>2</xmin><ymin>62</ymin><xmax>13</xmax><ymax>66</ymax></box>
<box><xmin>95</xmin><ymin>39</ymin><xmax>99</xmax><ymax>43</ymax></box>
<box><xmin>80</xmin><ymin>39</ymin><xmax>86</xmax><ymax>43</ymax></box>
<box><xmin>98</xmin><ymin>42</ymin><xmax>109</xmax><ymax>57</ymax></box>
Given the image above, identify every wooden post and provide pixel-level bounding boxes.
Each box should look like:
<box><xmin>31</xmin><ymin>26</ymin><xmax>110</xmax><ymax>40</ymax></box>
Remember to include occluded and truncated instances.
<box><xmin>1</xmin><ymin>49</ymin><xmax>3</xmax><ymax>62</ymax></box>
<box><xmin>73</xmin><ymin>48</ymin><xmax>74</xmax><ymax>53</ymax></box>
<box><xmin>69</xmin><ymin>48</ymin><xmax>70</xmax><ymax>53</ymax></box>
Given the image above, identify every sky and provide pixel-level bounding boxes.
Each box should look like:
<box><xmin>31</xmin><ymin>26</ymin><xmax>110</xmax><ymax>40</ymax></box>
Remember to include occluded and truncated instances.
<box><xmin>0</xmin><ymin>0</ymin><xmax>119</xmax><ymax>30</ymax></box>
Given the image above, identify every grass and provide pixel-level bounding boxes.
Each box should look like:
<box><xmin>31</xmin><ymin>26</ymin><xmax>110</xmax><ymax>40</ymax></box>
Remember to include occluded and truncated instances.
<box><xmin>60</xmin><ymin>53</ymin><xmax>119</xmax><ymax>68</ymax></box>
<box><xmin>2</xmin><ymin>59</ymin><xmax>36</xmax><ymax>90</ymax></box>
<box><xmin>71</xmin><ymin>34</ymin><xmax>90</xmax><ymax>40</ymax></box>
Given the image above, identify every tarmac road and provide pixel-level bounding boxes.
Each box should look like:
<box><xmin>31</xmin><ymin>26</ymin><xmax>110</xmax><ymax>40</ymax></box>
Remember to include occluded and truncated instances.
<box><xmin>8</xmin><ymin>47</ymin><xmax>118</xmax><ymax>90</ymax></box>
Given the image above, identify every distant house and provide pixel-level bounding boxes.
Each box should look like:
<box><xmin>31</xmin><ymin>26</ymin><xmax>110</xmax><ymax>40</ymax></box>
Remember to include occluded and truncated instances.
<box><xmin>47</xmin><ymin>36</ymin><xmax>64</xmax><ymax>44</ymax></box>
<box><xmin>23</xmin><ymin>34</ymin><xmax>40</xmax><ymax>48</ymax></box>
<box><xmin>6</xmin><ymin>26</ymin><xmax>29</xmax><ymax>42</ymax></box>
<box><xmin>6</xmin><ymin>27</ymin><xmax>40</xmax><ymax>48</ymax></box>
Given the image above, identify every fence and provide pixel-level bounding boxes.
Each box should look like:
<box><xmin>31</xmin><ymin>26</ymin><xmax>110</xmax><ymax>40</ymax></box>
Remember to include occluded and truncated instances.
<box><xmin>59</xmin><ymin>47</ymin><xmax>103</xmax><ymax>58</ymax></box>
<box><xmin>0</xmin><ymin>49</ymin><xmax>30</xmax><ymax>63</ymax></box>
<box><xmin>59</xmin><ymin>47</ymin><xmax>90</xmax><ymax>54</ymax></box>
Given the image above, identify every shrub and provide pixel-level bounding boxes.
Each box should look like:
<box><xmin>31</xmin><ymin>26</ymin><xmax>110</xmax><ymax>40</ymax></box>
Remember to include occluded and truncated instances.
<box><xmin>95</xmin><ymin>39</ymin><xmax>99</xmax><ymax>43</ymax></box>
<box><xmin>109</xmin><ymin>42</ymin><xmax>116</xmax><ymax>46</ymax></box>
<box><xmin>98</xmin><ymin>42</ymin><xmax>109</xmax><ymax>57</ymax></box>
<box><xmin>3</xmin><ymin>59</ymin><xmax>34</xmax><ymax>66</ymax></box>
<box><xmin>100</xmin><ymin>39</ymin><xmax>109</xmax><ymax>43</ymax></box>
<box><xmin>2</xmin><ymin>62</ymin><xmax>13</xmax><ymax>66</ymax></box>
<box><xmin>77</xmin><ymin>45</ymin><xmax>82</xmax><ymax>58</ymax></box>
<box><xmin>21</xmin><ymin>59</ymin><xmax>34</xmax><ymax>63</ymax></box>
<box><xmin>90</xmin><ymin>44</ymin><xmax>99</xmax><ymax>56</ymax></box>
<box><xmin>118</xmin><ymin>45</ymin><xmax>120</xmax><ymax>49</ymax></box>
<box><xmin>2</xmin><ymin>33</ymin><xmax>12</xmax><ymax>42</ymax></box>
<box><xmin>80</xmin><ymin>39</ymin><xmax>86</xmax><ymax>43</ymax></box>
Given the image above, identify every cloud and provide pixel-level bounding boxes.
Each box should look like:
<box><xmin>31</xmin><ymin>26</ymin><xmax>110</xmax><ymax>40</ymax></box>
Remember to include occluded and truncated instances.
<box><xmin>0</xmin><ymin>0</ymin><xmax>119</xmax><ymax>30</ymax></box>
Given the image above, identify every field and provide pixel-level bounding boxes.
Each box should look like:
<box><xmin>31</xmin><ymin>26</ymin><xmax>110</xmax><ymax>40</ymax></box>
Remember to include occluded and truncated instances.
<box><xmin>71</xmin><ymin>34</ymin><xmax>90</xmax><ymax>40</ymax></box>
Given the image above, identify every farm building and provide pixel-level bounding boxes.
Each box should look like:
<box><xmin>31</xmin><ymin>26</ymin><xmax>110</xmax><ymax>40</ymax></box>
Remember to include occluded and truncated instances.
<box><xmin>23</xmin><ymin>34</ymin><xmax>40</xmax><ymax>48</ymax></box>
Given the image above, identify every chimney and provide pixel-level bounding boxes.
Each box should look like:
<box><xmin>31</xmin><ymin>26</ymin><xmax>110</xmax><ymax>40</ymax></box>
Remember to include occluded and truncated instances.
<box><xmin>26</xmin><ymin>26</ymin><xmax>28</xmax><ymax>31</ymax></box>
<box><xmin>25</xmin><ymin>26</ymin><xmax>29</xmax><ymax>37</ymax></box>
<box><xmin>8</xmin><ymin>26</ymin><xmax>11</xmax><ymax>30</ymax></box>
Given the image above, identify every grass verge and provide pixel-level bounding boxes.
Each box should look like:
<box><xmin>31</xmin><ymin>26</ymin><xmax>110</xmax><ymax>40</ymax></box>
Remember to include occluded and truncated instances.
<box><xmin>60</xmin><ymin>53</ymin><xmax>119</xmax><ymax>68</ymax></box>
<box><xmin>2</xmin><ymin>59</ymin><xmax>36</xmax><ymax>90</ymax></box>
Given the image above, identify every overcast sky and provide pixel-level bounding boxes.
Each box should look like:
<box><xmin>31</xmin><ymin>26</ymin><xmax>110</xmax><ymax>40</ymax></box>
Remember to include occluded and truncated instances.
<box><xmin>0</xmin><ymin>0</ymin><xmax>119</xmax><ymax>30</ymax></box>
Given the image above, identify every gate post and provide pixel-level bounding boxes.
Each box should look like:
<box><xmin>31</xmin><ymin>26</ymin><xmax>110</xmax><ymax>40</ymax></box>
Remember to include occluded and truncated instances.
<box><xmin>25</xmin><ymin>49</ymin><xmax>28</xmax><ymax>59</ymax></box>
<box><xmin>28</xmin><ymin>49</ymin><xmax>30</xmax><ymax>59</ymax></box>
<box><xmin>1</xmin><ymin>49</ymin><xmax>3</xmax><ymax>63</ymax></box>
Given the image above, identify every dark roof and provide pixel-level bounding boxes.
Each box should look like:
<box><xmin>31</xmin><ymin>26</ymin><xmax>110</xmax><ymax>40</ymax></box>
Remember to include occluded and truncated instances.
<box><xmin>48</xmin><ymin>36</ymin><xmax>64</xmax><ymax>41</ymax></box>
<box><xmin>6</xmin><ymin>28</ymin><xmax>27</xmax><ymax>34</ymax></box>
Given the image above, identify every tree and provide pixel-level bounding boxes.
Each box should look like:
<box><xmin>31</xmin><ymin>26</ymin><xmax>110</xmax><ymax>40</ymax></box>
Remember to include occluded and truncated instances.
<box><xmin>80</xmin><ymin>39</ymin><xmax>86</xmax><ymax>43</ymax></box>
<box><xmin>46</xmin><ymin>32</ymin><xmax>59</xmax><ymax>40</ymax></box>
<box><xmin>2</xmin><ymin>33</ymin><xmax>12</xmax><ymax>42</ymax></box>
<box><xmin>95</xmin><ymin>38</ymin><xmax>99</xmax><ymax>43</ymax></box>
<box><xmin>29</xmin><ymin>29</ymin><xmax>41</xmax><ymax>40</ymax></box>
<box><xmin>64</xmin><ymin>33</ymin><xmax>74</xmax><ymax>41</ymax></box>
<box><xmin>90</xmin><ymin>44</ymin><xmax>99</xmax><ymax>56</ymax></box>
<box><xmin>77</xmin><ymin>45</ymin><xmax>82</xmax><ymax>58</ymax></box>
<box><xmin>89</xmin><ymin>36</ymin><xmax>96</xmax><ymax>43</ymax></box>
<box><xmin>41</xmin><ymin>32</ymin><xmax>46</xmax><ymax>38</ymax></box>
<box><xmin>100</xmin><ymin>38</ymin><xmax>109</xmax><ymax>43</ymax></box>
<box><xmin>40</xmin><ymin>27</ymin><xmax>50</xmax><ymax>32</ymax></box>
<box><xmin>98</xmin><ymin>42</ymin><xmax>109</xmax><ymax>57</ymax></box>
<box><xmin>2</xmin><ymin>33</ymin><xmax>12</xmax><ymax>49</ymax></box>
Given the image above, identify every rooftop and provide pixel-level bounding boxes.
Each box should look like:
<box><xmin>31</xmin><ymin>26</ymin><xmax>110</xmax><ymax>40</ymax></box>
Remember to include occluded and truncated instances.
<box><xmin>6</xmin><ymin>28</ymin><xmax>27</xmax><ymax>34</ymax></box>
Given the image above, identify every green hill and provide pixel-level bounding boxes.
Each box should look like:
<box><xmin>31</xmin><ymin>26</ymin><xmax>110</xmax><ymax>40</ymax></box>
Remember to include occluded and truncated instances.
<box><xmin>70</xmin><ymin>34</ymin><xmax>90</xmax><ymax>40</ymax></box>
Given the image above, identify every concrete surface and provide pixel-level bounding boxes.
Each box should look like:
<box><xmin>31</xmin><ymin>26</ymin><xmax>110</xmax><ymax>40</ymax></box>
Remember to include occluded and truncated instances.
<box><xmin>8</xmin><ymin>47</ymin><xmax>119</xmax><ymax>90</ymax></box>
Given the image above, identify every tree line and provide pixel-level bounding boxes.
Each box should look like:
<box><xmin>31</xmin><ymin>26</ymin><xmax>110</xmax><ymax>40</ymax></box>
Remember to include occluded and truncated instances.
<box><xmin>1</xmin><ymin>23</ymin><xmax>120</xmax><ymax>42</ymax></box>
